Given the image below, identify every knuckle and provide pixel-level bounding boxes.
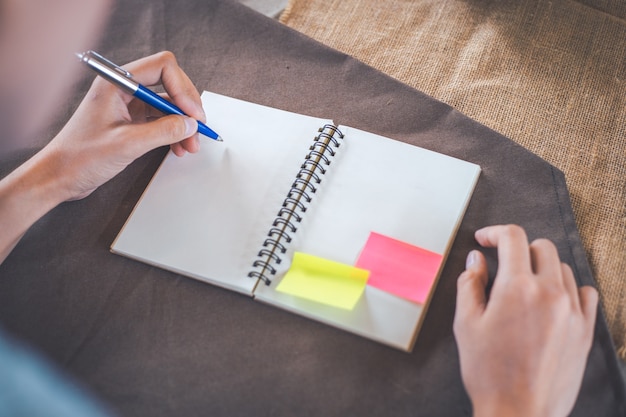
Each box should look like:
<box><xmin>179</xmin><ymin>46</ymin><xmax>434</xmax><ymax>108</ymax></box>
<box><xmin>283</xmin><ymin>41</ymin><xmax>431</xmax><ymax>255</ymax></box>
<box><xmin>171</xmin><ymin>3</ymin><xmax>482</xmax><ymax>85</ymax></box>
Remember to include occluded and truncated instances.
<box><xmin>517</xmin><ymin>279</ymin><xmax>544</xmax><ymax>299</ymax></box>
<box><xmin>550</xmin><ymin>291</ymin><xmax>572</xmax><ymax>313</ymax></box>
<box><xmin>530</xmin><ymin>237</ymin><xmax>555</xmax><ymax>251</ymax></box>
<box><xmin>160</xmin><ymin>116</ymin><xmax>185</xmax><ymax>138</ymax></box>
<box><xmin>157</xmin><ymin>50</ymin><xmax>177</xmax><ymax>65</ymax></box>
<box><xmin>501</xmin><ymin>224</ymin><xmax>526</xmax><ymax>241</ymax></box>
<box><xmin>456</xmin><ymin>270</ymin><xmax>475</xmax><ymax>289</ymax></box>
<box><xmin>452</xmin><ymin>316</ymin><xmax>463</xmax><ymax>337</ymax></box>
<box><xmin>534</xmin><ymin>282</ymin><xmax>568</xmax><ymax>305</ymax></box>
<box><xmin>561</xmin><ymin>262</ymin><xmax>573</xmax><ymax>275</ymax></box>
<box><xmin>452</xmin><ymin>313</ymin><xmax>473</xmax><ymax>341</ymax></box>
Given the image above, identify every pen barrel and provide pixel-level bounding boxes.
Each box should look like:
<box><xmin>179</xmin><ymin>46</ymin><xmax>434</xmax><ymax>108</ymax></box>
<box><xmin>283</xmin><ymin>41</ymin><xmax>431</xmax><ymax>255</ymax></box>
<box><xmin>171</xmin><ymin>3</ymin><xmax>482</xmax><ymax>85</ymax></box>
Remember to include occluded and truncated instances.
<box><xmin>134</xmin><ymin>85</ymin><xmax>219</xmax><ymax>140</ymax></box>
<box><xmin>79</xmin><ymin>52</ymin><xmax>138</xmax><ymax>95</ymax></box>
<box><xmin>134</xmin><ymin>85</ymin><xmax>185</xmax><ymax>116</ymax></box>
<box><xmin>196</xmin><ymin>121</ymin><xmax>219</xmax><ymax>140</ymax></box>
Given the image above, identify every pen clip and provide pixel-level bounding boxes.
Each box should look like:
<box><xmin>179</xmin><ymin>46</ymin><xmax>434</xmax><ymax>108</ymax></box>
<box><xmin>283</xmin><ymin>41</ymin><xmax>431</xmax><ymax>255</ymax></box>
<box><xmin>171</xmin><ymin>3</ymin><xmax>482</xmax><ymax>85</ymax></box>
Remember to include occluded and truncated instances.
<box><xmin>84</xmin><ymin>50</ymin><xmax>134</xmax><ymax>79</ymax></box>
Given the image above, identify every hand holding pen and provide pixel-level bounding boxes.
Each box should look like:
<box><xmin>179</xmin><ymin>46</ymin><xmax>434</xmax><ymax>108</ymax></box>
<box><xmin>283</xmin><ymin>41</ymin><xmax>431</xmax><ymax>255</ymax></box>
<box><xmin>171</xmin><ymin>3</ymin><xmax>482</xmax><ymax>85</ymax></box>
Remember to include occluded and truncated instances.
<box><xmin>23</xmin><ymin>51</ymin><xmax>212</xmax><ymax>206</ymax></box>
<box><xmin>77</xmin><ymin>50</ymin><xmax>222</xmax><ymax>145</ymax></box>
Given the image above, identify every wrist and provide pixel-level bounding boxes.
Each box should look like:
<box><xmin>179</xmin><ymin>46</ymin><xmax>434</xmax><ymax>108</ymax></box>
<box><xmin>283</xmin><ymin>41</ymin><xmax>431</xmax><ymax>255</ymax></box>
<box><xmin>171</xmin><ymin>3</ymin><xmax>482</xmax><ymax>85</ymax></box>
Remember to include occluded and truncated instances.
<box><xmin>474</xmin><ymin>404</ymin><xmax>522</xmax><ymax>417</ymax></box>
<box><xmin>472</xmin><ymin>396</ymin><xmax>545</xmax><ymax>417</ymax></box>
<box><xmin>0</xmin><ymin>146</ymin><xmax>70</xmax><ymax>260</ymax></box>
<box><xmin>13</xmin><ymin>145</ymin><xmax>71</xmax><ymax>207</ymax></box>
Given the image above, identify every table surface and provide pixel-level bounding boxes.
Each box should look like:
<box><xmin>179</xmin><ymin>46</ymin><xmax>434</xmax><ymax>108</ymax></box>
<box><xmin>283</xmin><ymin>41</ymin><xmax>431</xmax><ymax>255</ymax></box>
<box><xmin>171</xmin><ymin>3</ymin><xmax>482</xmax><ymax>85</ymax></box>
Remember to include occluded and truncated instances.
<box><xmin>0</xmin><ymin>0</ymin><xmax>623</xmax><ymax>416</ymax></box>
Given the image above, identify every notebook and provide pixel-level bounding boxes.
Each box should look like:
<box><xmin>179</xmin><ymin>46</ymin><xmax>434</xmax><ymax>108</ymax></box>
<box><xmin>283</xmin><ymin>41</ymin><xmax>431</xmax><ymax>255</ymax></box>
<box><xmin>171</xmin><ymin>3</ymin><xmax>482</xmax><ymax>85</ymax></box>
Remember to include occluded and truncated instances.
<box><xmin>111</xmin><ymin>91</ymin><xmax>481</xmax><ymax>351</ymax></box>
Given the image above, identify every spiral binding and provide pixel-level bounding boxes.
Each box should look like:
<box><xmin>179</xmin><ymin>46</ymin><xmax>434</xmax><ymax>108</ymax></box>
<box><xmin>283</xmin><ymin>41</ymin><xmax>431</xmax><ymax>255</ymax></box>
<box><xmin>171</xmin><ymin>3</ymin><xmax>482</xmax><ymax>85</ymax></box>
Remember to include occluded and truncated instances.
<box><xmin>248</xmin><ymin>124</ymin><xmax>344</xmax><ymax>285</ymax></box>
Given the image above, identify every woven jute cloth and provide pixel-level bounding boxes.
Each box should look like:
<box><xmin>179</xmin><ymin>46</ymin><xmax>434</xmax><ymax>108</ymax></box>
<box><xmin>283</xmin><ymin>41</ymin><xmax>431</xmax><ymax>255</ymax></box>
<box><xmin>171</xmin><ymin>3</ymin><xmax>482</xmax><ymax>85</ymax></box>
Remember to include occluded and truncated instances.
<box><xmin>281</xmin><ymin>0</ymin><xmax>626</xmax><ymax>357</ymax></box>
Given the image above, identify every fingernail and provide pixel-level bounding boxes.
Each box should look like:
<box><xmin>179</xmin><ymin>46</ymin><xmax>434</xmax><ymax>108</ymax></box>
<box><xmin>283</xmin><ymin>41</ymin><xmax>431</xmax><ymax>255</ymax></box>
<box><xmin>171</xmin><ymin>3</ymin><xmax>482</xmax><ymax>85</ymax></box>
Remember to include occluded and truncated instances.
<box><xmin>466</xmin><ymin>250</ymin><xmax>478</xmax><ymax>269</ymax></box>
<box><xmin>183</xmin><ymin>117</ymin><xmax>198</xmax><ymax>137</ymax></box>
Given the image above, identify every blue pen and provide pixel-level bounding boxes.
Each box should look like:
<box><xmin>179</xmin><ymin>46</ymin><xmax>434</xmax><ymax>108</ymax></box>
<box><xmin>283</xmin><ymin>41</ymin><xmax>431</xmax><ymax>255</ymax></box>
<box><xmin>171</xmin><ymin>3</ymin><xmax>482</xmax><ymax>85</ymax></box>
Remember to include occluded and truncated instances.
<box><xmin>76</xmin><ymin>50</ymin><xmax>222</xmax><ymax>142</ymax></box>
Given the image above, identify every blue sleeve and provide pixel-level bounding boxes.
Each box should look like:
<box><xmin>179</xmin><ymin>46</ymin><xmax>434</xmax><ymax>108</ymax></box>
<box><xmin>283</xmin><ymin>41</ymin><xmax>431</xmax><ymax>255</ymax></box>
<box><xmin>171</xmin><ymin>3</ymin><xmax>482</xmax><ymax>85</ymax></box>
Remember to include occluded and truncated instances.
<box><xmin>0</xmin><ymin>327</ymin><xmax>115</xmax><ymax>417</ymax></box>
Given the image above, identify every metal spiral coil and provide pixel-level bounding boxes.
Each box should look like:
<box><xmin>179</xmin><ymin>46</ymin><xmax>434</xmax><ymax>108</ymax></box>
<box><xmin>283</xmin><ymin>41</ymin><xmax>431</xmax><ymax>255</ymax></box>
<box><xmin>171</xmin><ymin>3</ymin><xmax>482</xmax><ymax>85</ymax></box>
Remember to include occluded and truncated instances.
<box><xmin>248</xmin><ymin>124</ymin><xmax>344</xmax><ymax>285</ymax></box>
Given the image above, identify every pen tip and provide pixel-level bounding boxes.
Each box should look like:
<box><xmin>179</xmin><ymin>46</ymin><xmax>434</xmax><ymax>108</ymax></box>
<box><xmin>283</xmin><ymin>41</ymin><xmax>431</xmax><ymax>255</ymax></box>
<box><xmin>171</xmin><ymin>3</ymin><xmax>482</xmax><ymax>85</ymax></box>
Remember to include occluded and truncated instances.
<box><xmin>216</xmin><ymin>135</ymin><xmax>224</xmax><ymax>142</ymax></box>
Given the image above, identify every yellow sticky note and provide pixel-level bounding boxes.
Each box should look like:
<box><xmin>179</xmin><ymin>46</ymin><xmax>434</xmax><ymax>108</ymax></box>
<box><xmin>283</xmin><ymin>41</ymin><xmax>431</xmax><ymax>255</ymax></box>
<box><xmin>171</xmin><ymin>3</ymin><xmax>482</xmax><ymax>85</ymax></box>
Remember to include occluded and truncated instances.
<box><xmin>276</xmin><ymin>252</ymin><xmax>369</xmax><ymax>310</ymax></box>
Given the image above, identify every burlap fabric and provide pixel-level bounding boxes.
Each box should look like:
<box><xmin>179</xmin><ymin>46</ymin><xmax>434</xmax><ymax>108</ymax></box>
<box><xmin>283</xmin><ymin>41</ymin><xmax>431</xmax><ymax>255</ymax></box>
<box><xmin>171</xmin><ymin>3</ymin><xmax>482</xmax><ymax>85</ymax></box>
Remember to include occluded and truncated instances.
<box><xmin>281</xmin><ymin>0</ymin><xmax>626</xmax><ymax>357</ymax></box>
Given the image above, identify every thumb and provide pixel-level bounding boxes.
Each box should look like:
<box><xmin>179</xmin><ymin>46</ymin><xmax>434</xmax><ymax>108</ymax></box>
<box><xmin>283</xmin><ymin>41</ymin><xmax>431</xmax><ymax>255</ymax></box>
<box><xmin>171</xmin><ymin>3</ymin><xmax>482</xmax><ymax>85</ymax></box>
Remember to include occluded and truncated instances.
<box><xmin>129</xmin><ymin>115</ymin><xmax>198</xmax><ymax>151</ymax></box>
<box><xmin>454</xmin><ymin>250</ymin><xmax>489</xmax><ymax>331</ymax></box>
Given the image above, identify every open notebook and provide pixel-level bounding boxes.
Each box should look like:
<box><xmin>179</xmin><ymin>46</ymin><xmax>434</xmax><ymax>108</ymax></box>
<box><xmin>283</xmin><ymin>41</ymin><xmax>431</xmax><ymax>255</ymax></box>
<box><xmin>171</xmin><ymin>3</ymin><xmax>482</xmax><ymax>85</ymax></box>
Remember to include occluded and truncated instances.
<box><xmin>112</xmin><ymin>91</ymin><xmax>481</xmax><ymax>351</ymax></box>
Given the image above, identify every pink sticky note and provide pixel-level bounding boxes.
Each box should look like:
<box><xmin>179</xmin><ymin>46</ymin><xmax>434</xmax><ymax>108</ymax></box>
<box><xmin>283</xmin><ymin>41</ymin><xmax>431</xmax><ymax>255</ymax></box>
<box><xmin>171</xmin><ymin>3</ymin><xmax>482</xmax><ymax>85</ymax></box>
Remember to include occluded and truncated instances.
<box><xmin>355</xmin><ymin>232</ymin><xmax>443</xmax><ymax>304</ymax></box>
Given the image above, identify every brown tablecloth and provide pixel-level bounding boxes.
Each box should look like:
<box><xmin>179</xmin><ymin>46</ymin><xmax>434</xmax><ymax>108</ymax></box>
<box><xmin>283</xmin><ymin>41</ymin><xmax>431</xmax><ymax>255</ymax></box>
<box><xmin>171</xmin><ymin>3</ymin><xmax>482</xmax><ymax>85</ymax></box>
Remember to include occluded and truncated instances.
<box><xmin>0</xmin><ymin>0</ymin><xmax>624</xmax><ymax>415</ymax></box>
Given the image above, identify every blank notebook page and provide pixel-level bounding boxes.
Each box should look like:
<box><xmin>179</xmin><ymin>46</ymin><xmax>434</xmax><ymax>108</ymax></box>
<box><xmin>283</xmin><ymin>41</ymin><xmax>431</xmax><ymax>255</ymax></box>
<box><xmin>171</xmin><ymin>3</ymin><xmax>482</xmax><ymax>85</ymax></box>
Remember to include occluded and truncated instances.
<box><xmin>112</xmin><ymin>92</ymin><xmax>330</xmax><ymax>294</ymax></box>
<box><xmin>112</xmin><ymin>91</ymin><xmax>480</xmax><ymax>350</ymax></box>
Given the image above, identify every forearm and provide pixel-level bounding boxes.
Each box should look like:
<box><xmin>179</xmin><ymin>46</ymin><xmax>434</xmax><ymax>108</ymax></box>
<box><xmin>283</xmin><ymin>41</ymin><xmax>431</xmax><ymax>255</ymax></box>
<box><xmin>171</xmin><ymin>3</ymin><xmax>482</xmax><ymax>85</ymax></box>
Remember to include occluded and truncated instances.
<box><xmin>0</xmin><ymin>147</ymin><xmax>67</xmax><ymax>263</ymax></box>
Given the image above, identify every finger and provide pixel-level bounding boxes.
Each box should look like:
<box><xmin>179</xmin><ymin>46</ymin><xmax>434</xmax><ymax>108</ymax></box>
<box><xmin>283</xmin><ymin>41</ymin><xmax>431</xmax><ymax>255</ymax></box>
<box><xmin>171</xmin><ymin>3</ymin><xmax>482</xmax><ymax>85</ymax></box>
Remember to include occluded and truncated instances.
<box><xmin>560</xmin><ymin>263</ymin><xmax>580</xmax><ymax>309</ymax></box>
<box><xmin>579</xmin><ymin>286</ymin><xmax>598</xmax><ymax>340</ymax></box>
<box><xmin>127</xmin><ymin>98</ymin><xmax>149</xmax><ymax>122</ymax></box>
<box><xmin>475</xmin><ymin>225</ymin><xmax>531</xmax><ymax>276</ymax></box>
<box><xmin>124</xmin><ymin>51</ymin><xmax>206</xmax><ymax>123</ymax></box>
<box><xmin>130</xmin><ymin>94</ymin><xmax>203</xmax><ymax>147</ymax></box>
<box><xmin>121</xmin><ymin>115</ymin><xmax>197</xmax><ymax>158</ymax></box>
<box><xmin>178</xmin><ymin>135</ymin><xmax>200</xmax><ymax>154</ymax></box>
<box><xmin>529</xmin><ymin>238</ymin><xmax>561</xmax><ymax>277</ymax></box>
<box><xmin>171</xmin><ymin>142</ymin><xmax>186</xmax><ymax>157</ymax></box>
<box><xmin>131</xmin><ymin>101</ymin><xmax>200</xmax><ymax>156</ymax></box>
<box><xmin>454</xmin><ymin>250</ymin><xmax>489</xmax><ymax>325</ymax></box>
